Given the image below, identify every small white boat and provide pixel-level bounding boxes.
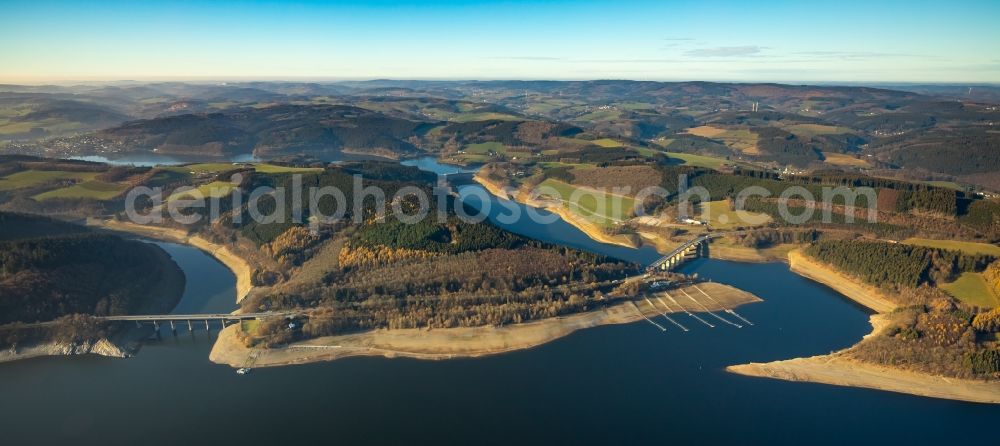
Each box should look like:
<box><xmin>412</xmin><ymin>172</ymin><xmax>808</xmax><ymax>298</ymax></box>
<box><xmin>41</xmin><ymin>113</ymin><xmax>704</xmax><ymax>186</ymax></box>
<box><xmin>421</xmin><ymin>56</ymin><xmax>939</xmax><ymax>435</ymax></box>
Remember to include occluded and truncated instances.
<box><xmin>236</xmin><ymin>367</ymin><xmax>251</xmax><ymax>375</ymax></box>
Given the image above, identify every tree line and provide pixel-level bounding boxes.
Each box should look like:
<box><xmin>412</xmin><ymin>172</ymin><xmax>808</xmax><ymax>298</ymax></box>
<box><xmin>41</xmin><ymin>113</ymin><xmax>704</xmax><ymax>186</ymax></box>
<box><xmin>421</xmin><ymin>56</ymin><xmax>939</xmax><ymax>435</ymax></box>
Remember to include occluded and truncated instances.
<box><xmin>804</xmin><ymin>240</ymin><xmax>994</xmax><ymax>289</ymax></box>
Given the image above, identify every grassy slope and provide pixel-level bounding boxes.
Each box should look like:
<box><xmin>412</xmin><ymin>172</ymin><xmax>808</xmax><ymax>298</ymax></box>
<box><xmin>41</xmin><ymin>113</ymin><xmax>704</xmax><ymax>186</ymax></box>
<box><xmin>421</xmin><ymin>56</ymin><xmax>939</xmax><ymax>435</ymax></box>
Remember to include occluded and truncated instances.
<box><xmin>941</xmin><ymin>272</ymin><xmax>999</xmax><ymax>308</ymax></box>
<box><xmin>697</xmin><ymin>200</ymin><xmax>771</xmax><ymax>229</ymax></box>
<box><xmin>822</xmin><ymin>152</ymin><xmax>871</xmax><ymax>167</ymax></box>
<box><xmin>537</xmin><ymin>178</ymin><xmax>635</xmax><ymax>226</ymax></box>
<box><xmin>33</xmin><ymin>180</ymin><xmax>125</xmax><ymax>201</ymax></box>
<box><xmin>162</xmin><ymin>163</ymin><xmax>321</xmax><ymax>174</ymax></box>
<box><xmin>0</xmin><ymin>170</ymin><xmax>98</xmax><ymax>191</ymax></box>
<box><xmin>665</xmin><ymin>152</ymin><xmax>729</xmax><ymax>169</ymax></box>
<box><xmin>167</xmin><ymin>181</ymin><xmax>237</xmax><ymax>202</ymax></box>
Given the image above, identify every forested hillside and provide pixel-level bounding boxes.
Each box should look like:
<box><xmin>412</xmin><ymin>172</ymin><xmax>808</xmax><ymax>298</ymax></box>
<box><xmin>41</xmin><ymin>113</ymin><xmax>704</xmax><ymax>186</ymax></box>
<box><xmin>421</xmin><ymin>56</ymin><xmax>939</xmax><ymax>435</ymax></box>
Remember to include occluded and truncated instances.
<box><xmin>804</xmin><ymin>240</ymin><xmax>993</xmax><ymax>289</ymax></box>
<box><xmin>0</xmin><ymin>214</ymin><xmax>183</xmax><ymax>325</ymax></box>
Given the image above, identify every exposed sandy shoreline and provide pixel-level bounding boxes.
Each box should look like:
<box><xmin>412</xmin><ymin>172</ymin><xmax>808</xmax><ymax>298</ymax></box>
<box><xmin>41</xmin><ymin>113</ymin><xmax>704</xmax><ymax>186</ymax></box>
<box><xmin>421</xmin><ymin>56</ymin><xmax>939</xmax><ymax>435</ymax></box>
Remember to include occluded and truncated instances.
<box><xmin>473</xmin><ymin>174</ymin><xmax>642</xmax><ymax>249</ymax></box>
<box><xmin>210</xmin><ymin>282</ymin><xmax>761</xmax><ymax>367</ymax></box>
<box><xmin>786</xmin><ymin>249</ymin><xmax>896</xmax><ymax>313</ymax></box>
<box><xmin>728</xmin><ymin>331</ymin><xmax>1000</xmax><ymax>405</ymax></box>
<box><xmin>729</xmin><ymin>357</ymin><xmax>1000</xmax><ymax>404</ymax></box>
<box><xmin>728</xmin><ymin>250</ymin><xmax>1000</xmax><ymax>404</ymax></box>
<box><xmin>89</xmin><ymin>219</ymin><xmax>255</xmax><ymax>302</ymax></box>
<box><xmin>474</xmin><ymin>172</ymin><xmax>795</xmax><ymax>266</ymax></box>
<box><xmin>475</xmin><ymin>171</ymin><xmax>1000</xmax><ymax>403</ymax></box>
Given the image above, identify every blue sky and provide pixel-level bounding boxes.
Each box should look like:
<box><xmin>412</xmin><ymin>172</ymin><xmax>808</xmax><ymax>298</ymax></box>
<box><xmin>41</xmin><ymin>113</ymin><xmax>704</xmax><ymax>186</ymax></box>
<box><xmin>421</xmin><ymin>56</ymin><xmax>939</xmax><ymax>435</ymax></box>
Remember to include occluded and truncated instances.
<box><xmin>1</xmin><ymin>0</ymin><xmax>998</xmax><ymax>83</ymax></box>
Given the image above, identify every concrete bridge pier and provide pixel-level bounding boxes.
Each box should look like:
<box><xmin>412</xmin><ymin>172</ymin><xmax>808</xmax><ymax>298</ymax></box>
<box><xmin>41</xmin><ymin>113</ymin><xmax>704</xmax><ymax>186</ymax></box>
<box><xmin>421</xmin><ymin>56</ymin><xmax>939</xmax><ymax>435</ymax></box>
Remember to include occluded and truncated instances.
<box><xmin>169</xmin><ymin>320</ymin><xmax>176</xmax><ymax>335</ymax></box>
<box><xmin>187</xmin><ymin>320</ymin><xmax>193</xmax><ymax>332</ymax></box>
<box><xmin>204</xmin><ymin>320</ymin><xmax>210</xmax><ymax>330</ymax></box>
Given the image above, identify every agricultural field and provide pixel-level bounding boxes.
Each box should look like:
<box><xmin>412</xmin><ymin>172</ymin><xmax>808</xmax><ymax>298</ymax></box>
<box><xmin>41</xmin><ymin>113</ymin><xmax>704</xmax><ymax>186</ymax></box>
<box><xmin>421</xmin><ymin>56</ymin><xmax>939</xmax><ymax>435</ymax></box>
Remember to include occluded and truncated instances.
<box><xmin>696</xmin><ymin>200</ymin><xmax>771</xmax><ymax>229</ymax></box>
<box><xmin>464</xmin><ymin>141</ymin><xmax>507</xmax><ymax>155</ymax></box>
<box><xmin>665</xmin><ymin>151</ymin><xmax>730</xmax><ymax>169</ymax></box>
<box><xmin>537</xmin><ymin>178</ymin><xmax>636</xmax><ymax>227</ymax></box>
<box><xmin>941</xmin><ymin>272</ymin><xmax>999</xmax><ymax>308</ymax></box>
<box><xmin>923</xmin><ymin>180</ymin><xmax>963</xmax><ymax>191</ymax></box>
<box><xmin>0</xmin><ymin>170</ymin><xmax>99</xmax><ymax>191</ymax></box>
<box><xmin>162</xmin><ymin>163</ymin><xmax>322</xmax><ymax>175</ymax></box>
<box><xmin>546</xmin><ymin>137</ymin><xmax>594</xmax><ymax>149</ymax></box>
<box><xmin>783</xmin><ymin>123</ymin><xmax>852</xmax><ymax>138</ymax></box>
<box><xmin>616</xmin><ymin>102</ymin><xmax>656</xmax><ymax>111</ymax></box>
<box><xmin>684</xmin><ymin>126</ymin><xmax>758</xmax><ymax>154</ymax></box>
<box><xmin>253</xmin><ymin>164</ymin><xmax>324</xmax><ymax>174</ymax></box>
<box><xmin>567</xmin><ymin>165</ymin><xmax>662</xmax><ymax>192</ymax></box>
<box><xmin>448</xmin><ymin>112</ymin><xmax>521</xmax><ymax>122</ymax></box>
<box><xmin>901</xmin><ymin>238</ymin><xmax>1000</xmax><ymax>257</ymax></box>
<box><xmin>573</xmin><ymin>109</ymin><xmax>621</xmax><ymax>122</ymax></box>
<box><xmin>685</xmin><ymin>126</ymin><xmax>728</xmax><ymax>138</ymax></box>
<box><xmin>167</xmin><ymin>181</ymin><xmax>237</xmax><ymax>202</ymax></box>
<box><xmin>821</xmin><ymin>151</ymin><xmax>871</xmax><ymax>167</ymax></box>
<box><xmin>450</xmin><ymin>142</ymin><xmax>508</xmax><ymax>163</ymax></box>
<box><xmin>589</xmin><ymin>138</ymin><xmax>624</xmax><ymax>148</ymax></box>
<box><xmin>33</xmin><ymin>180</ymin><xmax>125</xmax><ymax>201</ymax></box>
<box><xmin>0</xmin><ymin>118</ymin><xmax>84</xmax><ymax>136</ymax></box>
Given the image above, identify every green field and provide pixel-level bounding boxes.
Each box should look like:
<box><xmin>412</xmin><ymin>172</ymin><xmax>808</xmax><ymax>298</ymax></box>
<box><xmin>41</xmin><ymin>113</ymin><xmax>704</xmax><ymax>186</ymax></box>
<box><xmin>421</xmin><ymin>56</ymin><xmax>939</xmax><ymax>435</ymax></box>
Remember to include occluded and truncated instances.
<box><xmin>538</xmin><ymin>179</ymin><xmax>635</xmax><ymax>226</ymax></box>
<box><xmin>821</xmin><ymin>152</ymin><xmax>871</xmax><ymax>167</ymax></box>
<box><xmin>941</xmin><ymin>272</ymin><xmax>998</xmax><ymax>308</ymax></box>
<box><xmin>167</xmin><ymin>181</ymin><xmax>238</xmax><ymax>202</ymax></box>
<box><xmin>33</xmin><ymin>180</ymin><xmax>125</xmax><ymax>201</ymax></box>
<box><xmin>253</xmin><ymin>164</ymin><xmax>324</xmax><ymax>174</ymax></box>
<box><xmin>665</xmin><ymin>152</ymin><xmax>730</xmax><ymax>169</ymax></box>
<box><xmin>590</xmin><ymin>138</ymin><xmax>624</xmax><ymax>148</ymax></box>
<box><xmin>783</xmin><ymin>123</ymin><xmax>852</xmax><ymax>138</ymax></box>
<box><xmin>924</xmin><ymin>180</ymin><xmax>963</xmax><ymax>191</ymax></box>
<box><xmin>574</xmin><ymin>109</ymin><xmax>620</xmax><ymax>122</ymax></box>
<box><xmin>902</xmin><ymin>238</ymin><xmax>1000</xmax><ymax>257</ymax></box>
<box><xmin>464</xmin><ymin>142</ymin><xmax>507</xmax><ymax>155</ymax></box>
<box><xmin>163</xmin><ymin>163</ymin><xmax>322</xmax><ymax>175</ymax></box>
<box><xmin>0</xmin><ymin>170</ymin><xmax>99</xmax><ymax>191</ymax></box>
<box><xmin>697</xmin><ymin>200</ymin><xmax>771</xmax><ymax>229</ymax></box>
<box><xmin>616</xmin><ymin>102</ymin><xmax>655</xmax><ymax>111</ymax></box>
<box><xmin>448</xmin><ymin>112</ymin><xmax>521</xmax><ymax>122</ymax></box>
<box><xmin>716</xmin><ymin>128</ymin><xmax>759</xmax><ymax>154</ymax></box>
<box><xmin>0</xmin><ymin>117</ymin><xmax>85</xmax><ymax>136</ymax></box>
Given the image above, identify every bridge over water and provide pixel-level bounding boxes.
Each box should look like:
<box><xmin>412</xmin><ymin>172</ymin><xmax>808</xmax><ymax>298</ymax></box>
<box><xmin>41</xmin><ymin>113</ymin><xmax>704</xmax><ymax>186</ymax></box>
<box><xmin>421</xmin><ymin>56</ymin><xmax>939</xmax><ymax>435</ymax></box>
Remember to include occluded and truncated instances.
<box><xmin>99</xmin><ymin>311</ymin><xmax>297</xmax><ymax>331</ymax></box>
<box><xmin>647</xmin><ymin>233</ymin><xmax>724</xmax><ymax>271</ymax></box>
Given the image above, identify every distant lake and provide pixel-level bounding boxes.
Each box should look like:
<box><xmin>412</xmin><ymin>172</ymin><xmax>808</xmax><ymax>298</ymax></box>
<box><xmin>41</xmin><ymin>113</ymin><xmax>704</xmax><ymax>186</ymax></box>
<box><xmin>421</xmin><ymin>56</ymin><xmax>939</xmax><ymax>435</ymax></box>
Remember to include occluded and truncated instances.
<box><xmin>68</xmin><ymin>153</ymin><xmax>260</xmax><ymax>166</ymax></box>
<box><xmin>1</xmin><ymin>157</ymin><xmax>996</xmax><ymax>445</ymax></box>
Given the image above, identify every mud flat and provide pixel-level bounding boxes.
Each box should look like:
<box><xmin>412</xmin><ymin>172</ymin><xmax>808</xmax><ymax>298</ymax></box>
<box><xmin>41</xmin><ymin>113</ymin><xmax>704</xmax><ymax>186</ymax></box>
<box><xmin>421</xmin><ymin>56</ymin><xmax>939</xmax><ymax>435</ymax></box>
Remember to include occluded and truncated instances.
<box><xmin>210</xmin><ymin>282</ymin><xmax>760</xmax><ymax>367</ymax></box>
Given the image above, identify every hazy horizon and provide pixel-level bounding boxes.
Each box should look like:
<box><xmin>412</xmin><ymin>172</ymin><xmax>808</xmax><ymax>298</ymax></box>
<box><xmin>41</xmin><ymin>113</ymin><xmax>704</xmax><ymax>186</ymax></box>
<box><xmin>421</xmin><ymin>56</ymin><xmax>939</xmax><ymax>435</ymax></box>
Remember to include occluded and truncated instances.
<box><xmin>3</xmin><ymin>0</ymin><xmax>999</xmax><ymax>84</ymax></box>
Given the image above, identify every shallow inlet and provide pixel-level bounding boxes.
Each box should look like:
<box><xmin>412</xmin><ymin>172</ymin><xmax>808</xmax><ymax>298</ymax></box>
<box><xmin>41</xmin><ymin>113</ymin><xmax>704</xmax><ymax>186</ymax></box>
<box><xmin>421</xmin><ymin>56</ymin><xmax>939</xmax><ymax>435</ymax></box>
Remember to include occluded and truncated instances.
<box><xmin>1</xmin><ymin>158</ymin><xmax>998</xmax><ymax>445</ymax></box>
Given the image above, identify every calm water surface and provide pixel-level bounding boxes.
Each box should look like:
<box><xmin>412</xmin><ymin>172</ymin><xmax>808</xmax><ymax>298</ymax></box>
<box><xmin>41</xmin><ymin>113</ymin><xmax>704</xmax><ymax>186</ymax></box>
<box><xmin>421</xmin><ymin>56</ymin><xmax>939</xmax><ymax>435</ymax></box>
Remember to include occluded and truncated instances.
<box><xmin>0</xmin><ymin>158</ymin><xmax>996</xmax><ymax>445</ymax></box>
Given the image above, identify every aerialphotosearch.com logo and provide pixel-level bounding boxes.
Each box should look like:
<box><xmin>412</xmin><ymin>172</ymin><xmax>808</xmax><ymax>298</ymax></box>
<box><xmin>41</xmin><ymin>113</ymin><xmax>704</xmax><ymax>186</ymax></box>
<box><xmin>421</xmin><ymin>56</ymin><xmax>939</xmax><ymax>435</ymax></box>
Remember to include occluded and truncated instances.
<box><xmin>123</xmin><ymin>172</ymin><xmax>879</xmax><ymax>232</ymax></box>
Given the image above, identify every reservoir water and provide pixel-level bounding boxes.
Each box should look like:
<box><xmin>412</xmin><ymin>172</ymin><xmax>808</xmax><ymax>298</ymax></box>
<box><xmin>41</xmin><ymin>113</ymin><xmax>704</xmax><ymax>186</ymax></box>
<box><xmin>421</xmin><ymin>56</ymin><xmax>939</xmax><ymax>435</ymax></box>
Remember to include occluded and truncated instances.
<box><xmin>1</xmin><ymin>158</ymin><xmax>997</xmax><ymax>444</ymax></box>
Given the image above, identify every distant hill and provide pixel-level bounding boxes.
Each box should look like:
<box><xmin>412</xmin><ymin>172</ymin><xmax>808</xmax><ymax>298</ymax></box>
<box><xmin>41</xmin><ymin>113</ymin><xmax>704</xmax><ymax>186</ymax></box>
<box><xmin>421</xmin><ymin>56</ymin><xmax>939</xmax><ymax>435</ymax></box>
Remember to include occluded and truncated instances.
<box><xmin>87</xmin><ymin>104</ymin><xmax>434</xmax><ymax>158</ymax></box>
<box><xmin>0</xmin><ymin>93</ymin><xmax>130</xmax><ymax>140</ymax></box>
<box><xmin>1</xmin><ymin>80</ymin><xmax>997</xmax><ymax>189</ymax></box>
